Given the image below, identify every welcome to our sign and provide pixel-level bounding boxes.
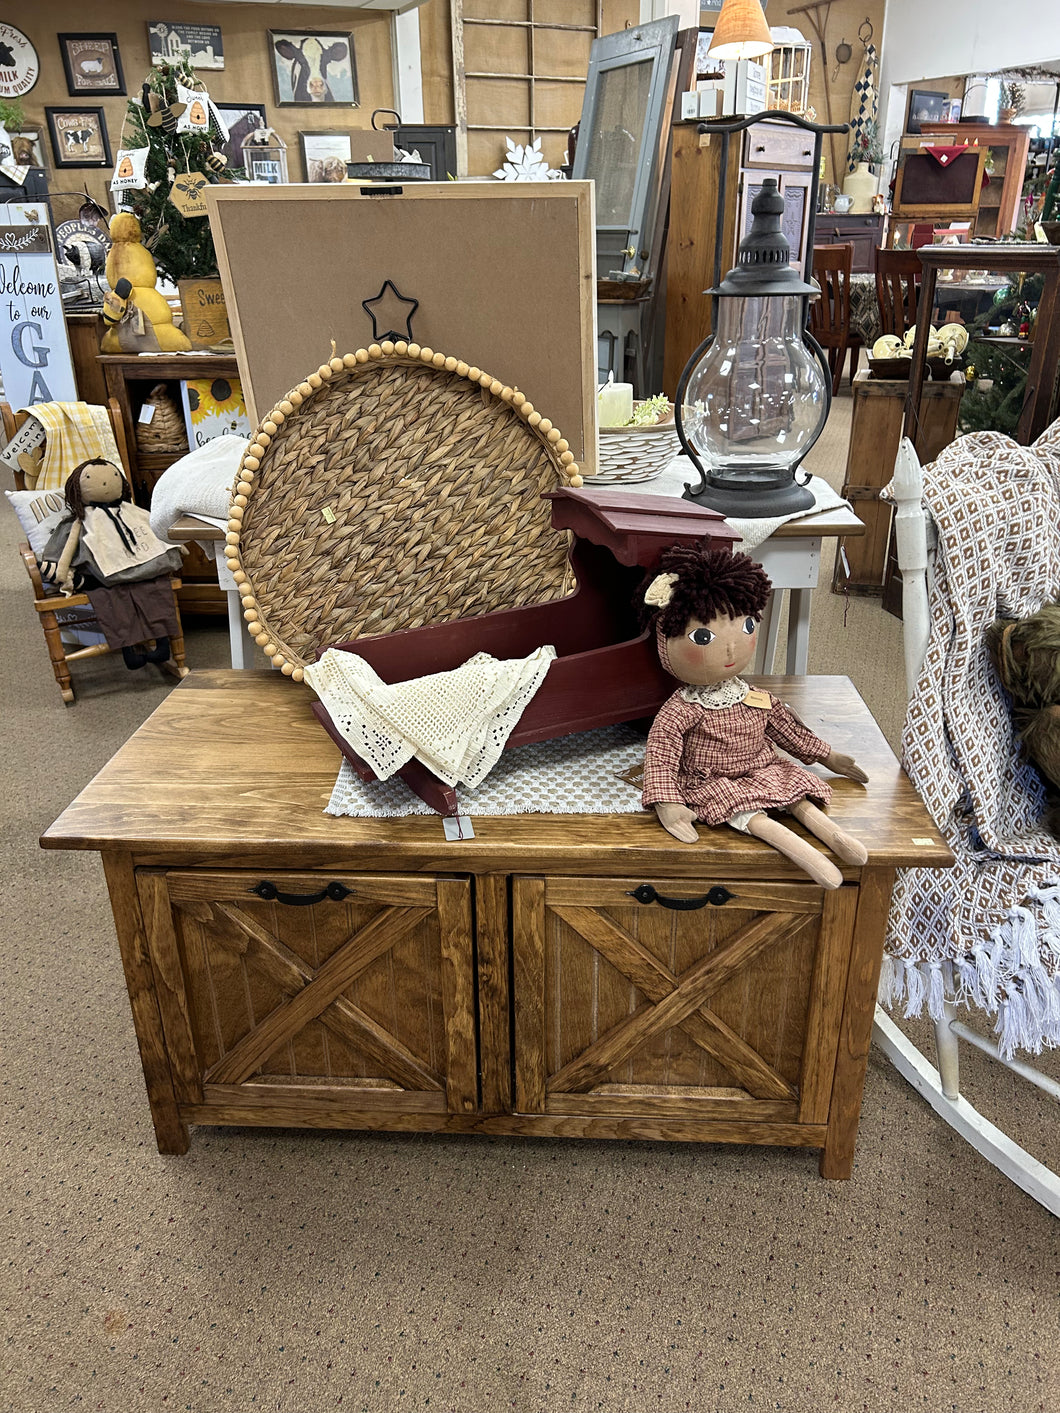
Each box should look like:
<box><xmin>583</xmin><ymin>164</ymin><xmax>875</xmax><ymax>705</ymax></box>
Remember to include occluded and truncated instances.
<box><xmin>0</xmin><ymin>204</ymin><xmax>76</xmax><ymax>406</ymax></box>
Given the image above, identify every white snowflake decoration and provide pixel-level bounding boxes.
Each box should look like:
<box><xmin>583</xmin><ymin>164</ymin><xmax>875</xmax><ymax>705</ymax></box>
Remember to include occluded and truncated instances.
<box><xmin>492</xmin><ymin>136</ymin><xmax>564</xmax><ymax>182</ymax></box>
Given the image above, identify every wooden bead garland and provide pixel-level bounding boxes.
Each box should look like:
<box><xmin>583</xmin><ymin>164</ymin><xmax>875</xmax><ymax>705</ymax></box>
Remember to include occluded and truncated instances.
<box><xmin>226</xmin><ymin>343</ymin><xmax>586</xmax><ymax>678</ymax></box>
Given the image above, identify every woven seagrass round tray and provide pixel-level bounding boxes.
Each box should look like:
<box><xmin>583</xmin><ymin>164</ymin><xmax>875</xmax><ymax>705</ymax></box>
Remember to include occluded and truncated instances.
<box><xmin>226</xmin><ymin>343</ymin><xmax>583</xmax><ymax>680</ymax></box>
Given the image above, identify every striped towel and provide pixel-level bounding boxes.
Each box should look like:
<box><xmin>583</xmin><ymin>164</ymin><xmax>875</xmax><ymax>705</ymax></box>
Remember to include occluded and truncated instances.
<box><xmin>18</xmin><ymin>402</ymin><xmax>122</xmax><ymax>491</ymax></box>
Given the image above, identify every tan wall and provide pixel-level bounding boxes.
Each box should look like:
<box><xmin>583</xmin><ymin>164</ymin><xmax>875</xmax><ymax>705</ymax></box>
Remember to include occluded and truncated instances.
<box><xmin>9</xmin><ymin>1</ymin><xmax>395</xmax><ymax>205</ymax></box>
<box><xmin>774</xmin><ymin>0</ymin><xmax>888</xmax><ymax>183</ymax></box>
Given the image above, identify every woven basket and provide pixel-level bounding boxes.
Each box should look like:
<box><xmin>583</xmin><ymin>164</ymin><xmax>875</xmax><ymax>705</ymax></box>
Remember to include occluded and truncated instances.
<box><xmin>136</xmin><ymin>382</ymin><xmax>188</xmax><ymax>453</ymax></box>
<box><xmin>596</xmin><ymin>403</ymin><xmax>680</xmax><ymax>484</ymax></box>
<box><xmin>225</xmin><ymin>343</ymin><xmax>582</xmax><ymax>679</ymax></box>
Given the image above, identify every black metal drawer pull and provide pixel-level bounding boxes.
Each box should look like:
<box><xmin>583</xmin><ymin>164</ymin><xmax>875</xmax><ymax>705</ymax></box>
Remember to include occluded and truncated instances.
<box><xmin>249</xmin><ymin>880</ymin><xmax>353</xmax><ymax>907</ymax></box>
<box><xmin>627</xmin><ymin>883</ymin><xmax>734</xmax><ymax>910</ymax></box>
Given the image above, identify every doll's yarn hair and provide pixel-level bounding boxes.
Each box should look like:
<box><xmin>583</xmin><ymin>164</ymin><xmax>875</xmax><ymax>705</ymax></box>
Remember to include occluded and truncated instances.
<box><xmin>65</xmin><ymin>458</ymin><xmax>131</xmax><ymax>520</ymax></box>
<box><xmin>641</xmin><ymin>545</ymin><xmax>772</xmax><ymax>636</ymax></box>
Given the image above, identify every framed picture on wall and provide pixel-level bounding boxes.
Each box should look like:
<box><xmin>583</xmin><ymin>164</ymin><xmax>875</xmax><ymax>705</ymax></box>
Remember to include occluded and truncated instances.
<box><xmin>213</xmin><ymin>103</ymin><xmax>268</xmax><ymax>171</ymax></box>
<box><xmin>9</xmin><ymin>130</ymin><xmax>45</xmax><ymax>169</ymax></box>
<box><xmin>147</xmin><ymin>21</ymin><xmax>224</xmax><ymax>71</ymax></box>
<box><xmin>269</xmin><ymin>31</ymin><xmax>358</xmax><ymax>107</ymax></box>
<box><xmin>57</xmin><ymin>34</ymin><xmax>125</xmax><ymax>96</ymax></box>
<box><xmin>45</xmin><ymin>107</ymin><xmax>112</xmax><ymax>168</ymax></box>
<box><xmin>299</xmin><ymin>130</ymin><xmax>353</xmax><ymax>183</ymax></box>
<box><xmin>906</xmin><ymin>89</ymin><xmax>947</xmax><ymax>134</ymax></box>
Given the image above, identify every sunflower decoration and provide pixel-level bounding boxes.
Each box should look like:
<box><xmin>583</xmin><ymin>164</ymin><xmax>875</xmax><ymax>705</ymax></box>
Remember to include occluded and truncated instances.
<box><xmin>186</xmin><ymin>377</ymin><xmax>246</xmax><ymax>430</ymax></box>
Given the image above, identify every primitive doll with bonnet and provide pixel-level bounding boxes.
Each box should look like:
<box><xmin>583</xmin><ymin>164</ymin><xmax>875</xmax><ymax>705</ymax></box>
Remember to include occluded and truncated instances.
<box><xmin>641</xmin><ymin>545</ymin><xmax>868</xmax><ymax>889</ymax></box>
<box><xmin>42</xmin><ymin>457</ymin><xmax>184</xmax><ymax>670</ymax></box>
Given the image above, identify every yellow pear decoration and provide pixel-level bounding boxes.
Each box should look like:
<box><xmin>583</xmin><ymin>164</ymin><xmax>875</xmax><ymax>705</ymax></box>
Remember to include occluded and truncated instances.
<box><xmin>100</xmin><ymin>212</ymin><xmax>192</xmax><ymax>354</ymax></box>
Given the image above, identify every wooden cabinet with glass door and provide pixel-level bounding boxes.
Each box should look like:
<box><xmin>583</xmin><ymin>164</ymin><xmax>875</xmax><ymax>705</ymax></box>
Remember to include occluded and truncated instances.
<box><xmin>918</xmin><ymin>122</ymin><xmax>1032</xmax><ymax>238</ymax></box>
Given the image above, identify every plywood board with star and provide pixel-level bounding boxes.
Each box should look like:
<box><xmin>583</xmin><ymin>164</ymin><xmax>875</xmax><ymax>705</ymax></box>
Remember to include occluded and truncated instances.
<box><xmin>205</xmin><ymin>182</ymin><xmax>597</xmax><ymax>476</ymax></box>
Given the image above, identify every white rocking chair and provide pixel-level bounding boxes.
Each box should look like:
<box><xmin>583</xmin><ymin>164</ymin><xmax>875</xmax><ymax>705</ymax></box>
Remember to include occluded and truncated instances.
<box><xmin>872</xmin><ymin>432</ymin><xmax>1060</xmax><ymax>1217</ymax></box>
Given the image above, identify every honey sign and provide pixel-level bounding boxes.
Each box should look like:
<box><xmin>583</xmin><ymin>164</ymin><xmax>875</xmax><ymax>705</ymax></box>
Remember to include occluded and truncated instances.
<box><xmin>187</xmin><ymin>98</ymin><xmax>208</xmax><ymax>129</ymax></box>
<box><xmin>178</xmin><ymin>277</ymin><xmax>230</xmax><ymax>348</ymax></box>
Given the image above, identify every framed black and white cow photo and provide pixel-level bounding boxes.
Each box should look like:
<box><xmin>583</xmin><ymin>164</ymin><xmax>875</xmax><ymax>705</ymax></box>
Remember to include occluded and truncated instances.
<box><xmin>268</xmin><ymin>30</ymin><xmax>358</xmax><ymax>108</ymax></box>
<box><xmin>45</xmin><ymin>106</ymin><xmax>112</xmax><ymax>168</ymax></box>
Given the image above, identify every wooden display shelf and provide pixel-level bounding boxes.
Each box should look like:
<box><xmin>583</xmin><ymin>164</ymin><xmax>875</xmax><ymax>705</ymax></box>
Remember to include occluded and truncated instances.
<box><xmin>918</xmin><ymin>123</ymin><xmax>1031</xmax><ymax>239</ymax></box>
<box><xmin>98</xmin><ymin>352</ymin><xmax>241</xmax><ymax>616</ymax></box>
<box><xmin>41</xmin><ymin>670</ymin><xmax>952</xmax><ymax>1176</ymax></box>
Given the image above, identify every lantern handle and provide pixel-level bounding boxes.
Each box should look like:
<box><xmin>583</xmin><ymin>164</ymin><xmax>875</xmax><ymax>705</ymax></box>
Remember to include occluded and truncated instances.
<box><xmin>672</xmin><ymin>331</ymin><xmax>715</xmax><ymax>500</ymax></box>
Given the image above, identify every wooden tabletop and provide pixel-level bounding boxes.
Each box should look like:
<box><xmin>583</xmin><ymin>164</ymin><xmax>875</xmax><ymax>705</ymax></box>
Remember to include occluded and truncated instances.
<box><xmin>42</xmin><ymin>670</ymin><xmax>952</xmax><ymax>877</ymax></box>
<box><xmin>167</xmin><ymin>501</ymin><xmax>865</xmax><ymax>546</ymax></box>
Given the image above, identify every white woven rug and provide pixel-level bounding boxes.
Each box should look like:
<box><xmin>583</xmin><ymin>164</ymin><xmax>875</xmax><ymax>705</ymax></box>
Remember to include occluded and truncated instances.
<box><xmin>325</xmin><ymin>724</ymin><xmax>647</xmax><ymax>817</ymax></box>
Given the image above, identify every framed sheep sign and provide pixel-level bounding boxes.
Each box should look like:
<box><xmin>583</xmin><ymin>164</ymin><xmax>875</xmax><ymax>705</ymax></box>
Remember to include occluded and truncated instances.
<box><xmin>205</xmin><ymin>181</ymin><xmax>596</xmax><ymax>475</ymax></box>
<box><xmin>58</xmin><ymin>34</ymin><xmax>126</xmax><ymax>97</ymax></box>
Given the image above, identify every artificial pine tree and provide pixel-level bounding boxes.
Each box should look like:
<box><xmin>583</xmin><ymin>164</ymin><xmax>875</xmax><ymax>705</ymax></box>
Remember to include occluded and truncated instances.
<box><xmin>116</xmin><ymin>53</ymin><xmax>233</xmax><ymax>283</ymax></box>
<box><xmin>958</xmin><ymin>271</ymin><xmax>1044</xmax><ymax>437</ymax></box>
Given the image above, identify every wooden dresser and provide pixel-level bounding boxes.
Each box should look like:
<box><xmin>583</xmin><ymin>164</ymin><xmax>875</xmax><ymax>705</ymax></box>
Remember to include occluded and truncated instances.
<box><xmin>41</xmin><ymin>671</ymin><xmax>951</xmax><ymax>1178</ymax></box>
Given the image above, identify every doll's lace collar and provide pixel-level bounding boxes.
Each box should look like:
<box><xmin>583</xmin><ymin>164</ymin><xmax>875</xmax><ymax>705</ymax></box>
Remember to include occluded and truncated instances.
<box><xmin>680</xmin><ymin>677</ymin><xmax>750</xmax><ymax>709</ymax></box>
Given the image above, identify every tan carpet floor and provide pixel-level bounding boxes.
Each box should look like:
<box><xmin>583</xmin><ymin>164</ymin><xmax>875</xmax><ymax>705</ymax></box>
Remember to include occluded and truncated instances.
<box><xmin>2</xmin><ymin>389</ymin><xmax>1058</xmax><ymax>1413</ymax></box>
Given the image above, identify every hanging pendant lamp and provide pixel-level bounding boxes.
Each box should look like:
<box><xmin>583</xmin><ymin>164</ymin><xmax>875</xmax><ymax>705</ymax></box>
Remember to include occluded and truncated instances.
<box><xmin>706</xmin><ymin>0</ymin><xmax>775</xmax><ymax>61</ymax></box>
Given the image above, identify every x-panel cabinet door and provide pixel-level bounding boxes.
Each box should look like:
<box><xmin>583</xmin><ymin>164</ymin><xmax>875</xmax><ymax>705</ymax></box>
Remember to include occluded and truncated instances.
<box><xmin>137</xmin><ymin>869</ymin><xmax>477</xmax><ymax>1120</ymax></box>
<box><xmin>512</xmin><ymin>875</ymin><xmax>857</xmax><ymax>1126</ymax></box>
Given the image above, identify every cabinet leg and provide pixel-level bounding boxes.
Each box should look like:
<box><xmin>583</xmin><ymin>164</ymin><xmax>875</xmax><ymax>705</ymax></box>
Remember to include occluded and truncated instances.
<box><xmin>101</xmin><ymin>850</ymin><xmax>190</xmax><ymax>1156</ymax></box>
<box><xmin>820</xmin><ymin>867</ymin><xmax>896</xmax><ymax>1180</ymax></box>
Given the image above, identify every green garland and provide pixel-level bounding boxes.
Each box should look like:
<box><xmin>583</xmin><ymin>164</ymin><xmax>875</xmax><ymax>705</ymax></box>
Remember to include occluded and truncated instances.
<box><xmin>118</xmin><ymin>54</ymin><xmax>233</xmax><ymax>283</ymax></box>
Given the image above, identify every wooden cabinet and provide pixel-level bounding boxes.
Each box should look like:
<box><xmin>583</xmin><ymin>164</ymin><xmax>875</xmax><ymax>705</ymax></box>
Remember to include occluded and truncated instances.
<box><xmin>664</xmin><ymin>119</ymin><xmax>818</xmax><ymax>398</ymax></box>
<box><xmin>42</xmin><ymin>671</ymin><xmax>952</xmax><ymax>1177</ymax></box>
<box><xmin>99</xmin><ymin>352</ymin><xmax>239</xmax><ymax>615</ymax></box>
<box><xmin>815</xmin><ymin>214</ymin><xmax>887</xmax><ymax>273</ymax></box>
<box><xmin>918</xmin><ymin>122</ymin><xmax>1031</xmax><ymax>239</ymax></box>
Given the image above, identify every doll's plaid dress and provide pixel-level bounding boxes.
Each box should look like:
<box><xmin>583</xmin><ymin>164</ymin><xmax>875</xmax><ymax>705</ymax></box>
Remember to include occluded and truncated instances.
<box><xmin>642</xmin><ymin>681</ymin><xmax>833</xmax><ymax>827</ymax></box>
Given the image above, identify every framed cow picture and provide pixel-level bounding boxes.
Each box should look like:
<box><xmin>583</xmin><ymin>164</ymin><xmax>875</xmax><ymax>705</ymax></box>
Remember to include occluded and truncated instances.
<box><xmin>57</xmin><ymin>34</ymin><xmax>125</xmax><ymax>96</ymax></box>
<box><xmin>268</xmin><ymin>30</ymin><xmax>358</xmax><ymax>108</ymax></box>
<box><xmin>45</xmin><ymin>106</ymin><xmax>112</xmax><ymax>168</ymax></box>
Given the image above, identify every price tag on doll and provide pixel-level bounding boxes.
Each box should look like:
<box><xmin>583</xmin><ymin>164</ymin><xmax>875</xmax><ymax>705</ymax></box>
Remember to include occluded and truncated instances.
<box><xmin>742</xmin><ymin>689</ymin><xmax>772</xmax><ymax>709</ymax></box>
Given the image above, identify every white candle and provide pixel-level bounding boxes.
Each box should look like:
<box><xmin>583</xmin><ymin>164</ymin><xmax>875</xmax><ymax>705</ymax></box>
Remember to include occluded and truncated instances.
<box><xmin>597</xmin><ymin>380</ymin><xmax>634</xmax><ymax>428</ymax></box>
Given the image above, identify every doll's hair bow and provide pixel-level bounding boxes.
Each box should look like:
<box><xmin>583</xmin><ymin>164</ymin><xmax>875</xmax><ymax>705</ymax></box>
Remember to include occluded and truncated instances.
<box><xmin>644</xmin><ymin>572</ymin><xmax>678</xmax><ymax>608</ymax></box>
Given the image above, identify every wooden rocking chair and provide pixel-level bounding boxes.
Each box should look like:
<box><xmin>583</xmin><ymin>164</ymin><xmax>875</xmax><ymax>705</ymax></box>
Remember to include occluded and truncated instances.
<box><xmin>872</xmin><ymin>433</ymin><xmax>1060</xmax><ymax>1217</ymax></box>
<box><xmin>2</xmin><ymin>400</ymin><xmax>188</xmax><ymax>705</ymax></box>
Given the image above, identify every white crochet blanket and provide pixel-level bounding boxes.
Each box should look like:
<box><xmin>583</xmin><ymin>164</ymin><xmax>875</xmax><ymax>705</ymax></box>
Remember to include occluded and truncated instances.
<box><xmin>881</xmin><ymin>422</ymin><xmax>1060</xmax><ymax>1057</ymax></box>
<box><xmin>305</xmin><ymin>646</ymin><xmax>556</xmax><ymax>789</ymax></box>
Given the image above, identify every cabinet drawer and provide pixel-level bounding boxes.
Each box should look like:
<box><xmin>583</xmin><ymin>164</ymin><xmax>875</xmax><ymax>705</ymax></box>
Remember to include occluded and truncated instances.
<box><xmin>512</xmin><ymin>874</ymin><xmax>856</xmax><ymax>1128</ymax></box>
<box><xmin>744</xmin><ymin>124</ymin><xmax>816</xmax><ymax>170</ymax></box>
<box><xmin>138</xmin><ymin>868</ymin><xmax>477</xmax><ymax>1122</ymax></box>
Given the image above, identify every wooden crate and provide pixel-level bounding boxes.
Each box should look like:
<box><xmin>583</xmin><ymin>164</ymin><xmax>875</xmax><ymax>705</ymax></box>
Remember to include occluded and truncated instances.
<box><xmin>178</xmin><ymin>278</ymin><xmax>231</xmax><ymax>349</ymax></box>
<box><xmin>832</xmin><ymin>371</ymin><xmax>964</xmax><ymax>595</ymax></box>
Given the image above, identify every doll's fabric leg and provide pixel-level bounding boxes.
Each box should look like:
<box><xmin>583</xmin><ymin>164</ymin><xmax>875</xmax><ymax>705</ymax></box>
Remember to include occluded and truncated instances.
<box><xmin>786</xmin><ymin>798</ymin><xmax>868</xmax><ymax>865</ymax></box>
<box><xmin>744</xmin><ymin>812</ymin><xmax>843</xmax><ymax>889</ymax></box>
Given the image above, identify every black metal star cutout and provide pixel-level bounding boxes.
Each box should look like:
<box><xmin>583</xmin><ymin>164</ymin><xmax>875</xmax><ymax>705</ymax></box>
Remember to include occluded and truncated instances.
<box><xmin>361</xmin><ymin>280</ymin><xmax>419</xmax><ymax>343</ymax></box>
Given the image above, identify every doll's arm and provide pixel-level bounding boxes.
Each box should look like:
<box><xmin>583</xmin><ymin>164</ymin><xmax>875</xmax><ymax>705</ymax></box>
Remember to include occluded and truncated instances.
<box><xmin>822</xmin><ymin>749</ymin><xmax>868</xmax><ymax>782</ymax></box>
<box><xmin>766</xmin><ymin>699</ymin><xmax>867</xmax><ymax>780</ymax></box>
<box><xmin>643</xmin><ymin>700</ymin><xmax>705</xmax><ymax>842</ymax></box>
<box><xmin>54</xmin><ymin>521</ymin><xmax>82</xmax><ymax>596</ymax></box>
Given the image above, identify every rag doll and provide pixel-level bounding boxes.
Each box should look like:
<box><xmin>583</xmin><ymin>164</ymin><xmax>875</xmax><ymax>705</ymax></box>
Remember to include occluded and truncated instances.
<box><xmin>641</xmin><ymin>544</ymin><xmax>869</xmax><ymax>889</ymax></box>
<box><xmin>42</xmin><ymin>458</ymin><xmax>185</xmax><ymax>670</ymax></box>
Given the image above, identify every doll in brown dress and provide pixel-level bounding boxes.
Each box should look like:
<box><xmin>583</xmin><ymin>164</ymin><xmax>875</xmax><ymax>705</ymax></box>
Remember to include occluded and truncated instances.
<box><xmin>641</xmin><ymin>545</ymin><xmax>868</xmax><ymax>889</ymax></box>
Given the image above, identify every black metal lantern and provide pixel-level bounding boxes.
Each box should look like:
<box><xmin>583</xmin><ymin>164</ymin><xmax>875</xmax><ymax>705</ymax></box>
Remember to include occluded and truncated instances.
<box><xmin>676</xmin><ymin>177</ymin><xmax>831</xmax><ymax>518</ymax></box>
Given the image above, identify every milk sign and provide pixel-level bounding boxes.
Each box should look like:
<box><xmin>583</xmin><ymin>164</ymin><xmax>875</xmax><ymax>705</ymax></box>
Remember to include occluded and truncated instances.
<box><xmin>0</xmin><ymin>204</ymin><xmax>77</xmax><ymax>406</ymax></box>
